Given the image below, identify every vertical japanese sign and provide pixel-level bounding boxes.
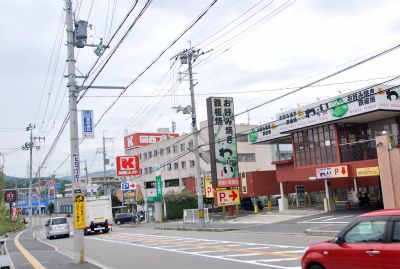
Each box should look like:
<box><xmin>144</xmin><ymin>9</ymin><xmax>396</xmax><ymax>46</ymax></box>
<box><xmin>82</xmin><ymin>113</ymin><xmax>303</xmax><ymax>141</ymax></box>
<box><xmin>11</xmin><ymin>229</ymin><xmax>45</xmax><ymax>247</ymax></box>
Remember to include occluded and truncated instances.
<box><xmin>207</xmin><ymin>97</ymin><xmax>240</xmax><ymax>188</ymax></box>
<box><xmin>204</xmin><ymin>176</ymin><xmax>214</xmax><ymax>198</ymax></box>
<box><xmin>72</xmin><ymin>154</ymin><xmax>80</xmax><ymax>183</ymax></box>
<box><xmin>73</xmin><ymin>193</ymin><xmax>85</xmax><ymax>229</ymax></box>
<box><xmin>81</xmin><ymin>110</ymin><xmax>94</xmax><ymax>139</ymax></box>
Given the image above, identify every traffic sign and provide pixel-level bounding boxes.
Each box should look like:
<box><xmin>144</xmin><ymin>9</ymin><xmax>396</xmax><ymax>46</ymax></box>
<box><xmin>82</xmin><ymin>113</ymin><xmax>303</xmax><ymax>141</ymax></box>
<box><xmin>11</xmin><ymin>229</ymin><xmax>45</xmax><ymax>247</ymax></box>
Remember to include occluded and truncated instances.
<box><xmin>73</xmin><ymin>193</ymin><xmax>85</xmax><ymax>229</ymax></box>
<box><xmin>204</xmin><ymin>176</ymin><xmax>214</xmax><ymax>198</ymax></box>
<box><xmin>216</xmin><ymin>189</ymin><xmax>240</xmax><ymax>206</ymax></box>
<box><xmin>116</xmin><ymin>156</ymin><xmax>140</xmax><ymax>176</ymax></box>
<box><xmin>121</xmin><ymin>182</ymin><xmax>136</xmax><ymax>190</ymax></box>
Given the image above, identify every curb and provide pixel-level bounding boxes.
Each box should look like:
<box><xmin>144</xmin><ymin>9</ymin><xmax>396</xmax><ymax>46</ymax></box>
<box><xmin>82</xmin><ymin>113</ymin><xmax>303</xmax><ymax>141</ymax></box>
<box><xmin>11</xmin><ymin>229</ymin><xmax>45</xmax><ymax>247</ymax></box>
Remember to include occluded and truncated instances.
<box><xmin>304</xmin><ymin>228</ymin><xmax>339</xmax><ymax>237</ymax></box>
<box><xmin>34</xmin><ymin>226</ymin><xmax>112</xmax><ymax>269</ymax></box>
<box><xmin>154</xmin><ymin>226</ymin><xmax>238</xmax><ymax>232</ymax></box>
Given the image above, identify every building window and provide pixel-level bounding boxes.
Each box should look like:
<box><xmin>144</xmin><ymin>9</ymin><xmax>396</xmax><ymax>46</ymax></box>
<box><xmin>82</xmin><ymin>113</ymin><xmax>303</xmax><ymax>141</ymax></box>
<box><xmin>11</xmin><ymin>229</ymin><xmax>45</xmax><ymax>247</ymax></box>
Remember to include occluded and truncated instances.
<box><xmin>180</xmin><ymin>143</ymin><xmax>185</xmax><ymax>151</ymax></box>
<box><xmin>145</xmin><ymin>181</ymin><xmax>155</xmax><ymax>189</ymax></box>
<box><xmin>238</xmin><ymin>153</ymin><xmax>256</xmax><ymax>162</ymax></box>
<box><xmin>188</xmin><ymin>141</ymin><xmax>193</xmax><ymax>149</ymax></box>
<box><xmin>181</xmin><ymin>161</ymin><xmax>186</xmax><ymax>169</ymax></box>
<box><xmin>143</xmin><ymin>152</ymin><xmax>147</xmax><ymax>160</ymax></box>
<box><xmin>174</xmin><ymin>162</ymin><xmax>179</xmax><ymax>170</ymax></box>
<box><xmin>149</xmin><ymin>167</ymin><xmax>153</xmax><ymax>173</ymax></box>
<box><xmin>144</xmin><ymin>167</ymin><xmax>148</xmax><ymax>174</ymax></box>
<box><xmin>190</xmin><ymin>160</ymin><xmax>195</xmax><ymax>168</ymax></box>
<box><xmin>165</xmin><ymin>179</ymin><xmax>179</xmax><ymax>187</ymax></box>
<box><xmin>293</xmin><ymin>124</ymin><xmax>338</xmax><ymax>167</ymax></box>
<box><xmin>139</xmin><ymin>153</ymin><xmax>142</xmax><ymax>160</ymax></box>
<box><xmin>148</xmin><ymin>151</ymin><xmax>152</xmax><ymax>158</ymax></box>
<box><xmin>160</xmin><ymin>148</ymin><xmax>164</xmax><ymax>156</ymax></box>
<box><xmin>166</xmin><ymin>147</ymin><xmax>171</xmax><ymax>154</ymax></box>
<box><xmin>236</xmin><ymin>134</ymin><xmax>248</xmax><ymax>142</ymax></box>
<box><xmin>166</xmin><ymin>163</ymin><xmax>172</xmax><ymax>171</ymax></box>
<box><xmin>153</xmin><ymin>150</ymin><xmax>158</xmax><ymax>157</ymax></box>
<box><xmin>173</xmin><ymin>145</ymin><xmax>178</xmax><ymax>153</ymax></box>
<box><xmin>140</xmin><ymin>168</ymin><xmax>143</xmax><ymax>174</ymax></box>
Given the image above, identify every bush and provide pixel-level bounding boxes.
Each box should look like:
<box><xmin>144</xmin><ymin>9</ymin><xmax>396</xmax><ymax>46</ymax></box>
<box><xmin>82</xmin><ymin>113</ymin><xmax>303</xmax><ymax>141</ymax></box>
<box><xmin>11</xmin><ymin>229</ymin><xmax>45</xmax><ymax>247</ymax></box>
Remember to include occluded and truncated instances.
<box><xmin>164</xmin><ymin>190</ymin><xmax>197</xmax><ymax>220</ymax></box>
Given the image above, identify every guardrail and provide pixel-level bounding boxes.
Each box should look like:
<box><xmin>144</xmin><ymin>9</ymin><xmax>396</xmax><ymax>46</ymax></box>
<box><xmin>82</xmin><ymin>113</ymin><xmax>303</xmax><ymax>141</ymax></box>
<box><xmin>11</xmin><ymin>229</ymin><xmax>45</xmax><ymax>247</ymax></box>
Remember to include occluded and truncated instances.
<box><xmin>183</xmin><ymin>208</ymin><xmax>210</xmax><ymax>224</ymax></box>
<box><xmin>0</xmin><ymin>237</ymin><xmax>11</xmax><ymax>269</ymax></box>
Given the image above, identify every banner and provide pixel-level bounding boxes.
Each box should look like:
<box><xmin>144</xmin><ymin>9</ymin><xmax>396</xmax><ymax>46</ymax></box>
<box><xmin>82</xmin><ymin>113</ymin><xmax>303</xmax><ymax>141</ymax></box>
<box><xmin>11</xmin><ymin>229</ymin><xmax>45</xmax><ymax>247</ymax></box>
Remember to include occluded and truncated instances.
<box><xmin>81</xmin><ymin>110</ymin><xmax>94</xmax><ymax>139</ymax></box>
<box><xmin>207</xmin><ymin>97</ymin><xmax>240</xmax><ymax>188</ymax></box>
<box><xmin>73</xmin><ymin>193</ymin><xmax>86</xmax><ymax>229</ymax></box>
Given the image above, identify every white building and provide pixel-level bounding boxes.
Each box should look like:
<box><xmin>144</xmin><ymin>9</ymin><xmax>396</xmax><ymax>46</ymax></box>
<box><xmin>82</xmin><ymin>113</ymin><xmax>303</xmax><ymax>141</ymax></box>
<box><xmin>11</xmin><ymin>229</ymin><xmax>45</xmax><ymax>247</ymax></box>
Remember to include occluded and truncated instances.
<box><xmin>124</xmin><ymin>121</ymin><xmax>275</xmax><ymax>220</ymax></box>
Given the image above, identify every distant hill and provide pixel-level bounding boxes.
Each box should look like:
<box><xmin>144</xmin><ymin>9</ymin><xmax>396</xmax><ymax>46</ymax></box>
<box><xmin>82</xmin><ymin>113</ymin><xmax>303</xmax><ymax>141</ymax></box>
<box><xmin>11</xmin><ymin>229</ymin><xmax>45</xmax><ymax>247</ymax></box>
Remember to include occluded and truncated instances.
<box><xmin>4</xmin><ymin>170</ymin><xmax>115</xmax><ymax>182</ymax></box>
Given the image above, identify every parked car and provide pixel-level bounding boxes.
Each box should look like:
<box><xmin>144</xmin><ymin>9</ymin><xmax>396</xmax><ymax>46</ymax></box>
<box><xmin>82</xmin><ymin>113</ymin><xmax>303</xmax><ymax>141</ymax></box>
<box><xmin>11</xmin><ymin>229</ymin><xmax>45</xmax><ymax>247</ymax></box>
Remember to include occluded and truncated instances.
<box><xmin>302</xmin><ymin>209</ymin><xmax>400</xmax><ymax>269</ymax></box>
<box><xmin>114</xmin><ymin>213</ymin><xmax>135</xmax><ymax>225</ymax></box>
<box><xmin>45</xmin><ymin>217</ymin><xmax>70</xmax><ymax>240</ymax></box>
<box><xmin>240</xmin><ymin>197</ymin><xmax>263</xmax><ymax>211</ymax></box>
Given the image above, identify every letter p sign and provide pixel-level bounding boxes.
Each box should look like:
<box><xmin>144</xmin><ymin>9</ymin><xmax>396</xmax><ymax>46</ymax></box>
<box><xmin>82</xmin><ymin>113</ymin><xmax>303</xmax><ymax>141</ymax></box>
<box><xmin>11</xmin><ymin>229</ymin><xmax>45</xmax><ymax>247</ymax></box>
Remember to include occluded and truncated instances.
<box><xmin>116</xmin><ymin>156</ymin><xmax>140</xmax><ymax>176</ymax></box>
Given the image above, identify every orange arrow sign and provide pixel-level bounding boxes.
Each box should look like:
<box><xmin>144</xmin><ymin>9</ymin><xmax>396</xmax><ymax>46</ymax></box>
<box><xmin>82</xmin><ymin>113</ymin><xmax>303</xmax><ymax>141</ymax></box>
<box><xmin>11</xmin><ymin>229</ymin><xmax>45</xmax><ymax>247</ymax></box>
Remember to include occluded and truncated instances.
<box><xmin>229</xmin><ymin>191</ymin><xmax>238</xmax><ymax>201</ymax></box>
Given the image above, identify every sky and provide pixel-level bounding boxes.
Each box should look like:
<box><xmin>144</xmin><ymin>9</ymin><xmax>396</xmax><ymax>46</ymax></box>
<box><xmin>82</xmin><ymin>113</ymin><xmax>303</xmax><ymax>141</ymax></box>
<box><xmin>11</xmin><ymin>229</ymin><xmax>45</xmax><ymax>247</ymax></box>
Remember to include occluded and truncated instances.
<box><xmin>1</xmin><ymin>0</ymin><xmax>400</xmax><ymax>178</ymax></box>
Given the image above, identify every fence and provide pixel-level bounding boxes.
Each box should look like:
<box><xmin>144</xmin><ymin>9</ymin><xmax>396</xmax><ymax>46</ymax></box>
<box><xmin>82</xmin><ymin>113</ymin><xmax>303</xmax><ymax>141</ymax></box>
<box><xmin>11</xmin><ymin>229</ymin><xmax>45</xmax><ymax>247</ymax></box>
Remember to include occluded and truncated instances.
<box><xmin>183</xmin><ymin>208</ymin><xmax>210</xmax><ymax>224</ymax></box>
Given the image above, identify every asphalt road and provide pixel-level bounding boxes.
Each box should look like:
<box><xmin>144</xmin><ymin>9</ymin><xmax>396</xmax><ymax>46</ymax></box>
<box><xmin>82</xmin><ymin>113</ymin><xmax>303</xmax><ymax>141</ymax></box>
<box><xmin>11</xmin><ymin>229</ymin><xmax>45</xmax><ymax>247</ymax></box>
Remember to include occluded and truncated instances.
<box><xmin>36</xmin><ymin>225</ymin><xmax>331</xmax><ymax>269</ymax></box>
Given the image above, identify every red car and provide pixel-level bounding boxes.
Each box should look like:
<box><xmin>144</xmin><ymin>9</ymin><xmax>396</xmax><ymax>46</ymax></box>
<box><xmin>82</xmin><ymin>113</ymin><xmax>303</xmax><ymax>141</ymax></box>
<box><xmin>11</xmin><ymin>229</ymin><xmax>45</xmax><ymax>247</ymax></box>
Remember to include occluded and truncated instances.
<box><xmin>302</xmin><ymin>209</ymin><xmax>400</xmax><ymax>269</ymax></box>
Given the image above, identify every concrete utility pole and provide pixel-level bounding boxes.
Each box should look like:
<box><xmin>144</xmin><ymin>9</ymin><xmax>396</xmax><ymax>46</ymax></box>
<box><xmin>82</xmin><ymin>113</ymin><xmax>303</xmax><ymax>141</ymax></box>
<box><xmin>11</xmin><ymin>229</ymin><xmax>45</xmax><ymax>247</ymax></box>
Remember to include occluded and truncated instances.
<box><xmin>65</xmin><ymin>0</ymin><xmax>84</xmax><ymax>263</ymax></box>
<box><xmin>102</xmin><ymin>132</ymin><xmax>113</xmax><ymax>195</ymax></box>
<box><xmin>177</xmin><ymin>44</ymin><xmax>205</xmax><ymax>227</ymax></box>
<box><xmin>24</xmin><ymin>124</ymin><xmax>34</xmax><ymax>228</ymax></box>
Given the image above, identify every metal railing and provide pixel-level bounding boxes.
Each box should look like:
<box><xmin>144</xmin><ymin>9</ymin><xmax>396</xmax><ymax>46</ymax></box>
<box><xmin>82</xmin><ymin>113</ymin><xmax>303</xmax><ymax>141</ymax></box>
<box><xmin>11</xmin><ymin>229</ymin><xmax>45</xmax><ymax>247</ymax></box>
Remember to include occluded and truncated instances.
<box><xmin>183</xmin><ymin>208</ymin><xmax>210</xmax><ymax>224</ymax></box>
<box><xmin>339</xmin><ymin>139</ymin><xmax>377</xmax><ymax>162</ymax></box>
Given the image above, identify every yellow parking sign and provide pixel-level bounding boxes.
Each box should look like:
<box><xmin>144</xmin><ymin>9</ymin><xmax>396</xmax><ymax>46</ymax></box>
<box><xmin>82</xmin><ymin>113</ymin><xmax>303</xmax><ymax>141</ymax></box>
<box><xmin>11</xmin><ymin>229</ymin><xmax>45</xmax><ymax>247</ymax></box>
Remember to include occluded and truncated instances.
<box><xmin>74</xmin><ymin>193</ymin><xmax>86</xmax><ymax>229</ymax></box>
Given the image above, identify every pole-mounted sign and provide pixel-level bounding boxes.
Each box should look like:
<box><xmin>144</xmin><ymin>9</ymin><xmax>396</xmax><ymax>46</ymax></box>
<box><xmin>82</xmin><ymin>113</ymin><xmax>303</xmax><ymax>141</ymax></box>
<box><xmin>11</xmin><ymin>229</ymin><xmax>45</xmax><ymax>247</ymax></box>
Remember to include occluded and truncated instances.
<box><xmin>81</xmin><ymin>110</ymin><xmax>94</xmax><ymax>139</ymax></box>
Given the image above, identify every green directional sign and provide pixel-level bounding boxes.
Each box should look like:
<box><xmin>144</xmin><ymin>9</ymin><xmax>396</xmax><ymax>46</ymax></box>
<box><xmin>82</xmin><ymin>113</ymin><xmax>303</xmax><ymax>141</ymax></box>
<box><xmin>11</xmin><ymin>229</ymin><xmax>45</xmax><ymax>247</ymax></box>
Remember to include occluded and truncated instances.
<box><xmin>147</xmin><ymin>174</ymin><xmax>163</xmax><ymax>202</ymax></box>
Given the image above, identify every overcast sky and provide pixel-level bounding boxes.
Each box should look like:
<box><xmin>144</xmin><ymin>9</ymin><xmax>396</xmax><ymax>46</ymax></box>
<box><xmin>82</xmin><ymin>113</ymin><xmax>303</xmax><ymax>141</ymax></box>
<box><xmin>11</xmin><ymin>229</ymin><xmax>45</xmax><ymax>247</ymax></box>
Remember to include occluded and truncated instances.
<box><xmin>1</xmin><ymin>0</ymin><xmax>400</xmax><ymax>178</ymax></box>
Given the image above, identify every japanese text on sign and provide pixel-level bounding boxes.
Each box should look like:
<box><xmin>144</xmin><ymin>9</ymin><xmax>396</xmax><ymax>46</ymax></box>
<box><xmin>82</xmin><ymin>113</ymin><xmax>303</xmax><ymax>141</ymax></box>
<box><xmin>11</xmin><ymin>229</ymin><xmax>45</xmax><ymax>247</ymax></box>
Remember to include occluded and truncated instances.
<box><xmin>81</xmin><ymin>110</ymin><xmax>94</xmax><ymax>139</ymax></box>
<box><xmin>73</xmin><ymin>194</ymin><xmax>85</xmax><ymax>229</ymax></box>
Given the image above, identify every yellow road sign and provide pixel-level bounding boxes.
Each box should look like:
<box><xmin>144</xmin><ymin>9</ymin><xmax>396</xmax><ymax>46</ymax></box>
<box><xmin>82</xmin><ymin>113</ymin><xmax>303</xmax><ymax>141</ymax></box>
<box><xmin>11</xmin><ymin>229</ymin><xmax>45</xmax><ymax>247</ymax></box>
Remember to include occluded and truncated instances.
<box><xmin>73</xmin><ymin>193</ymin><xmax>86</xmax><ymax>229</ymax></box>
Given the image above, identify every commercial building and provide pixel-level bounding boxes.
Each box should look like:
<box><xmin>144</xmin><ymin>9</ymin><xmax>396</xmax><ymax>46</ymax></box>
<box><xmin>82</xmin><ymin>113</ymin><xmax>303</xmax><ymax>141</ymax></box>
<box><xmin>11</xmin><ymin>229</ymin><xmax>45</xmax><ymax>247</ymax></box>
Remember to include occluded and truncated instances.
<box><xmin>250</xmin><ymin>83</ymin><xmax>400</xmax><ymax>211</ymax></box>
<box><xmin>124</xmin><ymin>122</ymin><xmax>276</xmax><ymax>220</ymax></box>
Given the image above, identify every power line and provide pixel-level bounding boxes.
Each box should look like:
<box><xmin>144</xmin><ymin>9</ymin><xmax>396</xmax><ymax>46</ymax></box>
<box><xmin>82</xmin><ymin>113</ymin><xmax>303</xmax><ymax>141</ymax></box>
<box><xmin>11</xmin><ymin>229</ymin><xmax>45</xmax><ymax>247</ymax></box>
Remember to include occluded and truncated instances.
<box><xmin>83</xmin><ymin>75</ymin><xmax>400</xmax><ymax>98</ymax></box>
<box><xmin>92</xmin><ymin>0</ymin><xmax>218</xmax><ymax>128</ymax></box>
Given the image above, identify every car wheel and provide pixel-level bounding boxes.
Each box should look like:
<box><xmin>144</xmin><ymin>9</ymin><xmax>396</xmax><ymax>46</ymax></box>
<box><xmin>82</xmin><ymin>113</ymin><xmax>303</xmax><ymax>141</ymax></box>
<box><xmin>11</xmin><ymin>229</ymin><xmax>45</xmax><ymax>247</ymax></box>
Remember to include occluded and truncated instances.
<box><xmin>309</xmin><ymin>264</ymin><xmax>324</xmax><ymax>269</ymax></box>
<box><xmin>103</xmin><ymin>228</ymin><xmax>109</xmax><ymax>234</ymax></box>
<box><xmin>66</xmin><ymin>234</ymin><xmax>70</xmax><ymax>238</ymax></box>
<box><xmin>49</xmin><ymin>236</ymin><xmax>53</xmax><ymax>240</ymax></box>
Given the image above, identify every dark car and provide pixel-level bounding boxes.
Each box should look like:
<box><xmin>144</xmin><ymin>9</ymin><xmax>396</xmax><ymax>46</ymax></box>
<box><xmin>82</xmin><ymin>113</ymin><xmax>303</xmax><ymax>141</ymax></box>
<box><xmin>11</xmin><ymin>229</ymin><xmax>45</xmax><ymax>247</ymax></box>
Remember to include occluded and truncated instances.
<box><xmin>240</xmin><ymin>197</ymin><xmax>263</xmax><ymax>211</ymax></box>
<box><xmin>114</xmin><ymin>213</ymin><xmax>135</xmax><ymax>225</ymax></box>
<box><xmin>302</xmin><ymin>209</ymin><xmax>400</xmax><ymax>269</ymax></box>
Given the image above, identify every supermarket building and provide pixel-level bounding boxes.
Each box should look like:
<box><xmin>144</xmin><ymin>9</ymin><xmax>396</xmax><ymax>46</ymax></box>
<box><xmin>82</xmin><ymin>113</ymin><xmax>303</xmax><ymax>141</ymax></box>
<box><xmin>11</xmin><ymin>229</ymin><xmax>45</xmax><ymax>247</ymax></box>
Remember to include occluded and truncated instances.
<box><xmin>249</xmin><ymin>83</ymin><xmax>400</xmax><ymax>211</ymax></box>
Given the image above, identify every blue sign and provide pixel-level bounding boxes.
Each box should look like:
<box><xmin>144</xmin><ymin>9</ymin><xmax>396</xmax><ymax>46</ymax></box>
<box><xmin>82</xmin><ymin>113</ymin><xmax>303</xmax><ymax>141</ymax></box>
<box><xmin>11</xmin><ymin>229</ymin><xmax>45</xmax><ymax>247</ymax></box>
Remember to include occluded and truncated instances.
<box><xmin>82</xmin><ymin>110</ymin><xmax>94</xmax><ymax>139</ymax></box>
<box><xmin>122</xmin><ymin>190</ymin><xmax>136</xmax><ymax>204</ymax></box>
<box><xmin>121</xmin><ymin>182</ymin><xmax>130</xmax><ymax>190</ymax></box>
<box><xmin>56</xmin><ymin>183</ymin><xmax>61</xmax><ymax>189</ymax></box>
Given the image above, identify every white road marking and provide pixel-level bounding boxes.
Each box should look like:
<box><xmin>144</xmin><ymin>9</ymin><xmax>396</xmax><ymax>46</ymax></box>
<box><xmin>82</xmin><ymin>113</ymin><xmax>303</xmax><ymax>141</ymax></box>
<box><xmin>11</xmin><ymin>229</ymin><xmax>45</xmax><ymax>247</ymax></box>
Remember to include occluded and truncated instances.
<box><xmin>298</xmin><ymin>215</ymin><xmax>352</xmax><ymax>224</ymax></box>
<box><xmin>274</xmin><ymin>250</ymin><xmax>304</xmax><ymax>254</ymax></box>
<box><xmin>88</xmin><ymin>232</ymin><xmax>305</xmax><ymax>268</ymax></box>
<box><xmin>247</xmin><ymin>246</ymin><xmax>271</xmax><ymax>250</ymax></box>
<box><xmin>221</xmin><ymin>253</ymin><xmax>262</xmax><ymax>257</ymax></box>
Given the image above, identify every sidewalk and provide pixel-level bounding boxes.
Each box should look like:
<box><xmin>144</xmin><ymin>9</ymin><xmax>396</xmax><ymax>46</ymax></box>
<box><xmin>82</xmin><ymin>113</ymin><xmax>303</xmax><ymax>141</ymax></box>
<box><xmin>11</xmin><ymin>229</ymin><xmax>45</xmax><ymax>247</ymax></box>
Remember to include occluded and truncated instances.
<box><xmin>5</xmin><ymin>228</ymin><xmax>100</xmax><ymax>269</ymax></box>
<box><xmin>153</xmin><ymin>208</ymin><xmax>326</xmax><ymax>233</ymax></box>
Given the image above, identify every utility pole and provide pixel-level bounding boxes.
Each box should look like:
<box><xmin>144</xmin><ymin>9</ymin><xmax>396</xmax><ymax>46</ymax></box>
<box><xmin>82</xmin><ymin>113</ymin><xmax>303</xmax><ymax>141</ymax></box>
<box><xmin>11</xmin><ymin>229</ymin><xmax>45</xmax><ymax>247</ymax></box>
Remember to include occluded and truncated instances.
<box><xmin>23</xmin><ymin>124</ymin><xmax>34</xmax><ymax>228</ymax></box>
<box><xmin>176</xmin><ymin>44</ymin><xmax>205</xmax><ymax>227</ymax></box>
<box><xmin>65</xmin><ymin>0</ymin><xmax>84</xmax><ymax>263</ymax></box>
<box><xmin>102</xmin><ymin>132</ymin><xmax>113</xmax><ymax>195</ymax></box>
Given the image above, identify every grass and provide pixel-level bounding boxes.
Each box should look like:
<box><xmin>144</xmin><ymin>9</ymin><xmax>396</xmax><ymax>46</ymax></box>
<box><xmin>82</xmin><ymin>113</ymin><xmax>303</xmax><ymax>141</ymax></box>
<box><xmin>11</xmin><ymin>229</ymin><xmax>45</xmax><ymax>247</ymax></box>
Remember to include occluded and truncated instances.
<box><xmin>0</xmin><ymin>207</ymin><xmax>25</xmax><ymax>237</ymax></box>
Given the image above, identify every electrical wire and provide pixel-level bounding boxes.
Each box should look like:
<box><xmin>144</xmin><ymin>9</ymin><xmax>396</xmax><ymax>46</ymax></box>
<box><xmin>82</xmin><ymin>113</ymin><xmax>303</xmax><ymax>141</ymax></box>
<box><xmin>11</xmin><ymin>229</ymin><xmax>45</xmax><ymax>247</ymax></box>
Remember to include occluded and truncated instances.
<box><xmin>92</xmin><ymin>0</ymin><xmax>218</xmax><ymax>127</ymax></box>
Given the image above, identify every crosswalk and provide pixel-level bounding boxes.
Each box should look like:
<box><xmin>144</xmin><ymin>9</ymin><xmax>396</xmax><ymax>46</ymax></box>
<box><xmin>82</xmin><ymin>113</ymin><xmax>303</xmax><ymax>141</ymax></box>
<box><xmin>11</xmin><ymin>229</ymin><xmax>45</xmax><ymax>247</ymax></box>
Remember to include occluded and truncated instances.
<box><xmin>297</xmin><ymin>215</ymin><xmax>353</xmax><ymax>224</ymax></box>
<box><xmin>87</xmin><ymin>232</ymin><xmax>304</xmax><ymax>268</ymax></box>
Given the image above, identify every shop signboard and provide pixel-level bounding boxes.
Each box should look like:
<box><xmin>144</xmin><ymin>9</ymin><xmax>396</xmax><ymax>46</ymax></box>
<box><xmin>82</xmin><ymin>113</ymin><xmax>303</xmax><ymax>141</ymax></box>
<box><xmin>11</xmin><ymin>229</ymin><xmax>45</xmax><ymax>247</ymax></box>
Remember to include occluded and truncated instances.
<box><xmin>204</xmin><ymin>176</ymin><xmax>214</xmax><ymax>198</ymax></box>
<box><xmin>116</xmin><ymin>156</ymin><xmax>140</xmax><ymax>176</ymax></box>
<box><xmin>250</xmin><ymin>84</ymin><xmax>400</xmax><ymax>143</ymax></box>
<box><xmin>356</xmin><ymin>167</ymin><xmax>380</xmax><ymax>177</ymax></box>
<box><xmin>207</xmin><ymin>97</ymin><xmax>240</xmax><ymax>188</ymax></box>
<box><xmin>122</xmin><ymin>190</ymin><xmax>136</xmax><ymax>204</ymax></box>
<box><xmin>316</xmin><ymin>165</ymin><xmax>348</xmax><ymax>179</ymax></box>
<box><xmin>81</xmin><ymin>110</ymin><xmax>94</xmax><ymax>139</ymax></box>
<box><xmin>216</xmin><ymin>189</ymin><xmax>240</xmax><ymax>206</ymax></box>
<box><xmin>124</xmin><ymin>133</ymin><xmax>179</xmax><ymax>149</ymax></box>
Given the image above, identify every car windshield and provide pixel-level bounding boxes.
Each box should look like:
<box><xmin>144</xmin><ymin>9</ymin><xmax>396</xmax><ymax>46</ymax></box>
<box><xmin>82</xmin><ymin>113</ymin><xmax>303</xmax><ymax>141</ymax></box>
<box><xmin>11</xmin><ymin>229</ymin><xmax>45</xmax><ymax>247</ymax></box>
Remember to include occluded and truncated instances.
<box><xmin>117</xmin><ymin>213</ymin><xmax>130</xmax><ymax>218</ymax></box>
<box><xmin>51</xmin><ymin>218</ymin><xmax>67</xmax><ymax>225</ymax></box>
